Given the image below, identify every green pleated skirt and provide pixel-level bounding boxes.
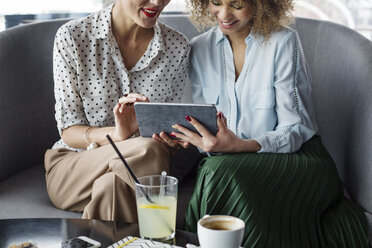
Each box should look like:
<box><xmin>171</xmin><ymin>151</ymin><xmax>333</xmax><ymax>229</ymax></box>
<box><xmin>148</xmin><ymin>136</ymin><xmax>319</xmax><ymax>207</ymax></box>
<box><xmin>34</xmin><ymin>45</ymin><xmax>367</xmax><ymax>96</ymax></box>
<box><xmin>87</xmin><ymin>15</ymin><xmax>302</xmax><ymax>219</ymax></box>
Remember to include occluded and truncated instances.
<box><xmin>185</xmin><ymin>136</ymin><xmax>369</xmax><ymax>247</ymax></box>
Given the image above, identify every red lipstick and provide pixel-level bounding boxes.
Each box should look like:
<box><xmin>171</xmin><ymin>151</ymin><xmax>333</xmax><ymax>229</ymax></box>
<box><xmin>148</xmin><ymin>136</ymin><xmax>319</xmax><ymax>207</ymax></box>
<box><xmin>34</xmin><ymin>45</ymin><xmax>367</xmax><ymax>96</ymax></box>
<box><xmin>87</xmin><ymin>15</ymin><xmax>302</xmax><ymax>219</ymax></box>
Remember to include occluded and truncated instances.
<box><xmin>142</xmin><ymin>8</ymin><xmax>157</xmax><ymax>18</ymax></box>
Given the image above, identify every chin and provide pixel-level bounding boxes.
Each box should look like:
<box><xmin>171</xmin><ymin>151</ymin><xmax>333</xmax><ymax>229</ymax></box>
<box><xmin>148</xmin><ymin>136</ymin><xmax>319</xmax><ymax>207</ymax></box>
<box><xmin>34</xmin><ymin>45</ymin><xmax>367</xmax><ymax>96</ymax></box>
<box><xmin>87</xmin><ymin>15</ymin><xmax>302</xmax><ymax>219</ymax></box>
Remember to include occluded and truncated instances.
<box><xmin>138</xmin><ymin>15</ymin><xmax>158</xmax><ymax>28</ymax></box>
<box><xmin>219</xmin><ymin>27</ymin><xmax>235</xmax><ymax>36</ymax></box>
<box><xmin>135</xmin><ymin>18</ymin><xmax>156</xmax><ymax>29</ymax></box>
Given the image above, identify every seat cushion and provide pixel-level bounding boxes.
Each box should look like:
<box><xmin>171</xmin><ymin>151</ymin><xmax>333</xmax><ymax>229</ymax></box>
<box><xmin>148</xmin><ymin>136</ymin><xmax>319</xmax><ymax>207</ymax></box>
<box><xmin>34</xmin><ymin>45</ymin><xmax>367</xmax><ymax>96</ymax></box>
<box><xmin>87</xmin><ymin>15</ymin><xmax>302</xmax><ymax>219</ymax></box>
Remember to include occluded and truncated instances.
<box><xmin>0</xmin><ymin>164</ymin><xmax>81</xmax><ymax>219</ymax></box>
<box><xmin>0</xmin><ymin>162</ymin><xmax>197</xmax><ymax>229</ymax></box>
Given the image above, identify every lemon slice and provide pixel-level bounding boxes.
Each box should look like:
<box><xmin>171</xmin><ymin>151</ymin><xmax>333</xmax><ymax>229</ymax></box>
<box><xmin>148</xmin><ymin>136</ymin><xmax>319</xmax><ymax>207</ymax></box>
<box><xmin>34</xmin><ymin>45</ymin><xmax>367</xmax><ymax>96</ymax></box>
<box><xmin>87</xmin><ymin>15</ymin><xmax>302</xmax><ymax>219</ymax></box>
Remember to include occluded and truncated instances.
<box><xmin>139</xmin><ymin>204</ymin><xmax>170</xmax><ymax>210</ymax></box>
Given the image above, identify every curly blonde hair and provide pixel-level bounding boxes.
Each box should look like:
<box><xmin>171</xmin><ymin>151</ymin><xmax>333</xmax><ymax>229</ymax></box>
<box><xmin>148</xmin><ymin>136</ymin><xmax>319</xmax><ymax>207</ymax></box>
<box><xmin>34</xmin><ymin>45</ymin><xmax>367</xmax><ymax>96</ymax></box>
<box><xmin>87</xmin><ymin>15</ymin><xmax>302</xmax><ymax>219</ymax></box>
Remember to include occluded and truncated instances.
<box><xmin>186</xmin><ymin>0</ymin><xmax>294</xmax><ymax>40</ymax></box>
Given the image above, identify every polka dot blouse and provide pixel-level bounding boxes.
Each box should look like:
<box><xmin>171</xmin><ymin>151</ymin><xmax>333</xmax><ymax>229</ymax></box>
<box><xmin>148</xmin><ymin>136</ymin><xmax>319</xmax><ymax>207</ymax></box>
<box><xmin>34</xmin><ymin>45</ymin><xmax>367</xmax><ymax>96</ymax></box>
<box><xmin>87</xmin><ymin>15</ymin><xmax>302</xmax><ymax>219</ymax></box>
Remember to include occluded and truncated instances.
<box><xmin>52</xmin><ymin>4</ymin><xmax>190</xmax><ymax>150</ymax></box>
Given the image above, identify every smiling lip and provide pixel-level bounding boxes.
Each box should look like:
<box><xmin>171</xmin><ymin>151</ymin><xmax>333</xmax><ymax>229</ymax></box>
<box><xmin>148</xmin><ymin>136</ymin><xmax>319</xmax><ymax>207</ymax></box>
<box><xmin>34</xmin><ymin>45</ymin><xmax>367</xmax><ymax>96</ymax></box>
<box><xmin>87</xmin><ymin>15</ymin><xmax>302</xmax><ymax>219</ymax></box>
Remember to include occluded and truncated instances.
<box><xmin>142</xmin><ymin>8</ymin><xmax>157</xmax><ymax>18</ymax></box>
<box><xmin>220</xmin><ymin>20</ymin><xmax>238</xmax><ymax>28</ymax></box>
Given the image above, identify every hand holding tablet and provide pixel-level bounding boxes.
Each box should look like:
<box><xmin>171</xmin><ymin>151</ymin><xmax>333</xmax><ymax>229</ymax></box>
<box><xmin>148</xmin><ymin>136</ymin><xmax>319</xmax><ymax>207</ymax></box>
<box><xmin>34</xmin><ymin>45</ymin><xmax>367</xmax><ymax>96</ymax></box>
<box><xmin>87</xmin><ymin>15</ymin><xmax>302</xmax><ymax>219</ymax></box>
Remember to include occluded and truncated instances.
<box><xmin>134</xmin><ymin>102</ymin><xmax>218</xmax><ymax>138</ymax></box>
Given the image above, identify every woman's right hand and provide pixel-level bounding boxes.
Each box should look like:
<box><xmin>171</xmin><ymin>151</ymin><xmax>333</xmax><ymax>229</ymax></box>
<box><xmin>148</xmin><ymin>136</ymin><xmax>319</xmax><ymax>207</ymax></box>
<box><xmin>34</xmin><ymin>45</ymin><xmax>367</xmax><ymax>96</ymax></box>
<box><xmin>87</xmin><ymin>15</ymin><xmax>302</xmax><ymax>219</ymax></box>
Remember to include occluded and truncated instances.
<box><xmin>111</xmin><ymin>93</ymin><xmax>149</xmax><ymax>141</ymax></box>
<box><xmin>171</xmin><ymin>112</ymin><xmax>261</xmax><ymax>153</ymax></box>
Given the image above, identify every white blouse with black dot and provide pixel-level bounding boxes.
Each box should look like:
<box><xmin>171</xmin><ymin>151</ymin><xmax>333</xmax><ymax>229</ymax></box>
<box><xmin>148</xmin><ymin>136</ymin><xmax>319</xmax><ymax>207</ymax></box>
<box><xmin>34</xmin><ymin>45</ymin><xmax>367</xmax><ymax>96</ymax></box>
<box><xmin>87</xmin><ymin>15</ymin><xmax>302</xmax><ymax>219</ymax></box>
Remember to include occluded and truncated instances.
<box><xmin>52</xmin><ymin>4</ymin><xmax>190</xmax><ymax>150</ymax></box>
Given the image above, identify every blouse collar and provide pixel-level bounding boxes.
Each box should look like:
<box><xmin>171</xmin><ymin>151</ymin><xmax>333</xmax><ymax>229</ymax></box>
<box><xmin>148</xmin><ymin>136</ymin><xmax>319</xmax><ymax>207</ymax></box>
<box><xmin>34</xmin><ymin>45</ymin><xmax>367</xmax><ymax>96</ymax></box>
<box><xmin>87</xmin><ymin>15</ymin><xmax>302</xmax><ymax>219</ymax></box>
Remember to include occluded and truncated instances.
<box><xmin>215</xmin><ymin>26</ymin><xmax>263</xmax><ymax>45</ymax></box>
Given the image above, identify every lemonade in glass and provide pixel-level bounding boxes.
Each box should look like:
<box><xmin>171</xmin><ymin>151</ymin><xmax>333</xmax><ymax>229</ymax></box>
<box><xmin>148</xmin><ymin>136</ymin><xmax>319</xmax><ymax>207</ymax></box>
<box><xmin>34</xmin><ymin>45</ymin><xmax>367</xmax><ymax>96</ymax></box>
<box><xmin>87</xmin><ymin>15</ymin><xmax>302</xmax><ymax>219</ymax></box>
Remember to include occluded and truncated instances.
<box><xmin>135</xmin><ymin>175</ymin><xmax>178</xmax><ymax>241</ymax></box>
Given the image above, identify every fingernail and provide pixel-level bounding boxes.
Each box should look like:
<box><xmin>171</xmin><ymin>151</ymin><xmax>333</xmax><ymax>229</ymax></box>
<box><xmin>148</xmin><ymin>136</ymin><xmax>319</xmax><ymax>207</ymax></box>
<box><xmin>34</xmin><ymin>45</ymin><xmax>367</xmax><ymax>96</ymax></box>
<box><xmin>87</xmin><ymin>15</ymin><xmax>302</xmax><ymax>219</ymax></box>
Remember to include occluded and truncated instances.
<box><xmin>169</xmin><ymin>133</ymin><xmax>176</xmax><ymax>138</ymax></box>
<box><xmin>185</xmin><ymin>115</ymin><xmax>191</xmax><ymax>122</ymax></box>
<box><xmin>172</xmin><ymin>125</ymin><xmax>178</xmax><ymax>130</ymax></box>
<box><xmin>218</xmin><ymin>112</ymin><xmax>222</xmax><ymax>119</ymax></box>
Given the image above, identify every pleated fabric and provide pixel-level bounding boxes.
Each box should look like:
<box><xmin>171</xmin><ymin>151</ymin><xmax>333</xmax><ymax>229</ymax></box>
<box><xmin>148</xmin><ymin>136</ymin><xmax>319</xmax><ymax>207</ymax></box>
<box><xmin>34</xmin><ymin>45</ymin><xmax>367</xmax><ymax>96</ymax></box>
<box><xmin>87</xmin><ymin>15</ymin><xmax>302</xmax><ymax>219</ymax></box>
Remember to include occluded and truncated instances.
<box><xmin>185</xmin><ymin>136</ymin><xmax>369</xmax><ymax>247</ymax></box>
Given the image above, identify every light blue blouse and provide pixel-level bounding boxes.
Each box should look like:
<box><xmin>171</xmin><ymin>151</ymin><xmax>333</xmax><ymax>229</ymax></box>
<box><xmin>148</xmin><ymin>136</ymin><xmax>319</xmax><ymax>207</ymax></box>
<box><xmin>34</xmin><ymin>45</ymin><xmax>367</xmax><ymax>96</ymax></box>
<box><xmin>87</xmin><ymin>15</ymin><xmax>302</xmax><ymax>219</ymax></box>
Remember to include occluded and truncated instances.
<box><xmin>189</xmin><ymin>26</ymin><xmax>317</xmax><ymax>153</ymax></box>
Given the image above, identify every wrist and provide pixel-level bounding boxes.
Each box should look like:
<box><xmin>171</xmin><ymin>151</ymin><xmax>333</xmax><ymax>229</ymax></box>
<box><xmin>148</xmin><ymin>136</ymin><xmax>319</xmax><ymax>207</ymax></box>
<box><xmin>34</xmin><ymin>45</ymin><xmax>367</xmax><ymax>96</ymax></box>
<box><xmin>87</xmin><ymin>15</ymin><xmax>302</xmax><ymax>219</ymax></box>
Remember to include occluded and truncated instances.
<box><xmin>235</xmin><ymin>138</ymin><xmax>261</xmax><ymax>152</ymax></box>
<box><xmin>85</xmin><ymin>127</ymin><xmax>100</xmax><ymax>150</ymax></box>
<box><xmin>110</xmin><ymin>128</ymin><xmax>131</xmax><ymax>142</ymax></box>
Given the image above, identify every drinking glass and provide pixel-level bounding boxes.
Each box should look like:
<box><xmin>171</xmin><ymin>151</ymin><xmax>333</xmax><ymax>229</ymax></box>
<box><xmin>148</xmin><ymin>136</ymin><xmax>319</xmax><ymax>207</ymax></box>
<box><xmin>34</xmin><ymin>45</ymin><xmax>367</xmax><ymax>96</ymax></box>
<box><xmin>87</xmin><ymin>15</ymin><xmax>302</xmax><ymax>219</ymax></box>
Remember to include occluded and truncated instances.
<box><xmin>135</xmin><ymin>175</ymin><xmax>178</xmax><ymax>241</ymax></box>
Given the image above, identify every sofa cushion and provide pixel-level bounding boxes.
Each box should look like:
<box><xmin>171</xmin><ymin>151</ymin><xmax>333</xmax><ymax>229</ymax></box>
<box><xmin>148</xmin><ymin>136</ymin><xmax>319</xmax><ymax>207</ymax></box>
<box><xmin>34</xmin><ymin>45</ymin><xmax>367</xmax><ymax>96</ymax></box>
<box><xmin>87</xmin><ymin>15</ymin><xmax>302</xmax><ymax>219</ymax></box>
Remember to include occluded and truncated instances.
<box><xmin>0</xmin><ymin>161</ymin><xmax>196</xmax><ymax>229</ymax></box>
<box><xmin>0</xmin><ymin>164</ymin><xmax>81</xmax><ymax>219</ymax></box>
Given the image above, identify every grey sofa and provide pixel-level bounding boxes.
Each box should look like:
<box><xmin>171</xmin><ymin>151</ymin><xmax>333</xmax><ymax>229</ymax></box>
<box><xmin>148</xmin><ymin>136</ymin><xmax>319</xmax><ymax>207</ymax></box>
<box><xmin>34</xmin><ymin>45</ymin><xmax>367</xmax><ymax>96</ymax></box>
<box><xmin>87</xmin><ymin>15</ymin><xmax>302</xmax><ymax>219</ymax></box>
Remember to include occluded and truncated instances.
<box><xmin>0</xmin><ymin>15</ymin><xmax>371</xmax><ymax>242</ymax></box>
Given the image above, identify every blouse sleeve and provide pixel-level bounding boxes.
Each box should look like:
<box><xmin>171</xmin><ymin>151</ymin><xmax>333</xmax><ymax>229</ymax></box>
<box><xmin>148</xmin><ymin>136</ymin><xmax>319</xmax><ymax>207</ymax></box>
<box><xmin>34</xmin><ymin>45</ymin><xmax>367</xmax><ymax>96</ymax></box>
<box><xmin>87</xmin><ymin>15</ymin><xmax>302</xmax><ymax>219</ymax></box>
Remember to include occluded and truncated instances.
<box><xmin>53</xmin><ymin>25</ymin><xmax>89</xmax><ymax>135</ymax></box>
<box><xmin>254</xmin><ymin>31</ymin><xmax>317</xmax><ymax>153</ymax></box>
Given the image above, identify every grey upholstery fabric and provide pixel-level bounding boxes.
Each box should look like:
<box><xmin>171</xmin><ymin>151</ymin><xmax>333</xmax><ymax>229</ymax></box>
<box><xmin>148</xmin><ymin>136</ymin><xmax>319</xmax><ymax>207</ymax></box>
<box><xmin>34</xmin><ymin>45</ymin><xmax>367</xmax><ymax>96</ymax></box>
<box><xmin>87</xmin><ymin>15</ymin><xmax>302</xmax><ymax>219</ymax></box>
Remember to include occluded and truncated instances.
<box><xmin>0</xmin><ymin>164</ymin><xmax>82</xmax><ymax>219</ymax></box>
<box><xmin>159</xmin><ymin>15</ymin><xmax>200</xmax><ymax>40</ymax></box>
<box><xmin>293</xmin><ymin>18</ymin><xmax>372</xmax><ymax>214</ymax></box>
<box><xmin>0</xmin><ymin>19</ymin><xmax>66</xmax><ymax>182</ymax></box>
<box><xmin>0</xmin><ymin>16</ymin><xmax>371</xmax><ymax>241</ymax></box>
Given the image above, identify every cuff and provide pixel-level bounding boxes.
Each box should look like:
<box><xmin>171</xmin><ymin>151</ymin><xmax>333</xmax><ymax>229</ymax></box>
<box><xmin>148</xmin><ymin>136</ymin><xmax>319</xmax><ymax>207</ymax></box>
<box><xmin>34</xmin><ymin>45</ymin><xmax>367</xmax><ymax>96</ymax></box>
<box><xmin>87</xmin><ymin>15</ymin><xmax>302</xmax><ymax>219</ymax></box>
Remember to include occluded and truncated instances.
<box><xmin>253</xmin><ymin>135</ymin><xmax>277</xmax><ymax>153</ymax></box>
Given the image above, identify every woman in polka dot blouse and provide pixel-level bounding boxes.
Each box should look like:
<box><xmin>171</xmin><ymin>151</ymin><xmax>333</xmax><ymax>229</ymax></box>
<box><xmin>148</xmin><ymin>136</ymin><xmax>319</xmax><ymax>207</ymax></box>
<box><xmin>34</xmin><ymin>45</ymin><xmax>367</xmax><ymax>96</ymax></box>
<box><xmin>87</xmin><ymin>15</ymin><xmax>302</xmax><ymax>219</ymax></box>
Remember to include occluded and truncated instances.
<box><xmin>44</xmin><ymin>0</ymin><xmax>190</xmax><ymax>222</ymax></box>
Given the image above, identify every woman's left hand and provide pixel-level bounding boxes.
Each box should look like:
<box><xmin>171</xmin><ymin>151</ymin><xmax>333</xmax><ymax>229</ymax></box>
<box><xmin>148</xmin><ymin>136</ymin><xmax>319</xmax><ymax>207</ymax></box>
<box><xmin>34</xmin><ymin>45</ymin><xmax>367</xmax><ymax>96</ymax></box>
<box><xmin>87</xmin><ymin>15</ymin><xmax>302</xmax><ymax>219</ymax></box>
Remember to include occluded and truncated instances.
<box><xmin>152</xmin><ymin>132</ymin><xmax>187</xmax><ymax>155</ymax></box>
<box><xmin>171</xmin><ymin>112</ymin><xmax>242</xmax><ymax>153</ymax></box>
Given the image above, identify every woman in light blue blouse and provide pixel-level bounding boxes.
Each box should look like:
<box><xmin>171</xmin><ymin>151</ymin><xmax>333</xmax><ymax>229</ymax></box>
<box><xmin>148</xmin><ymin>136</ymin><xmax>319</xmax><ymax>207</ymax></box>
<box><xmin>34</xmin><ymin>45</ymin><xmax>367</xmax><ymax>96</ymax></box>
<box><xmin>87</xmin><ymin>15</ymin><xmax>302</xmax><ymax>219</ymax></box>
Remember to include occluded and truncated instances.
<box><xmin>187</xmin><ymin>11</ymin><xmax>317</xmax><ymax>154</ymax></box>
<box><xmin>155</xmin><ymin>0</ymin><xmax>369</xmax><ymax>246</ymax></box>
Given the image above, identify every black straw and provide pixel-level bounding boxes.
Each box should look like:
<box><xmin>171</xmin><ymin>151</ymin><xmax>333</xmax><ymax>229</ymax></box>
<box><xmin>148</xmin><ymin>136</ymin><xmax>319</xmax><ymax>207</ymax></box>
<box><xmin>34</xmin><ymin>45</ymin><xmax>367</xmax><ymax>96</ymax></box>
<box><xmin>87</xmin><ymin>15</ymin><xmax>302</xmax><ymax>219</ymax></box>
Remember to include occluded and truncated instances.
<box><xmin>106</xmin><ymin>135</ymin><xmax>154</xmax><ymax>203</ymax></box>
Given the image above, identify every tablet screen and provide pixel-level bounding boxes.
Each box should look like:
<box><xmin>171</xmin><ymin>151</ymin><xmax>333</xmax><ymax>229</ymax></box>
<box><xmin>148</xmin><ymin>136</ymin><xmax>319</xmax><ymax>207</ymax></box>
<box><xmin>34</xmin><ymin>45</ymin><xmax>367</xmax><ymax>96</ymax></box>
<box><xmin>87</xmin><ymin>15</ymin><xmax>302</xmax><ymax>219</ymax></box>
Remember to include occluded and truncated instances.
<box><xmin>134</xmin><ymin>102</ymin><xmax>218</xmax><ymax>138</ymax></box>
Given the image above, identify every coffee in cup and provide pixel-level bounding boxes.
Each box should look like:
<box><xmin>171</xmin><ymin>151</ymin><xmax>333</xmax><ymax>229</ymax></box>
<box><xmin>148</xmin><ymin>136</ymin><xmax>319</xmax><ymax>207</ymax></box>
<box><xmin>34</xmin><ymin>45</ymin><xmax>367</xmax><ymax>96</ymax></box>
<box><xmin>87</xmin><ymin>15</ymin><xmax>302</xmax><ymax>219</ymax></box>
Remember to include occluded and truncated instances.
<box><xmin>197</xmin><ymin>215</ymin><xmax>245</xmax><ymax>248</ymax></box>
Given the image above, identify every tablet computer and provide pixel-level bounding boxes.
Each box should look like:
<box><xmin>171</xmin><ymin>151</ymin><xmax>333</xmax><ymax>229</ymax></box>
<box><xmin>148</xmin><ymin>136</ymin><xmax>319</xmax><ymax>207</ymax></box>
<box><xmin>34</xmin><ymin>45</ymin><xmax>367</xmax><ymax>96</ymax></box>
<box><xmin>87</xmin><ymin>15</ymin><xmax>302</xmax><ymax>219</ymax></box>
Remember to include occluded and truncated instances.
<box><xmin>134</xmin><ymin>102</ymin><xmax>218</xmax><ymax>138</ymax></box>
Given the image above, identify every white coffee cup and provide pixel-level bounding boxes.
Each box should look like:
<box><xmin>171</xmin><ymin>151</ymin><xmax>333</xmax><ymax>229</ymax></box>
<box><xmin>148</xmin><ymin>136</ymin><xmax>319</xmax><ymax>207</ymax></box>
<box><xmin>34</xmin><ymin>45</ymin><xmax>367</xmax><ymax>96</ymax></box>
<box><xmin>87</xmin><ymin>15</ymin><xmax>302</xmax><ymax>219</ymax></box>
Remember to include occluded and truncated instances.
<box><xmin>197</xmin><ymin>215</ymin><xmax>245</xmax><ymax>248</ymax></box>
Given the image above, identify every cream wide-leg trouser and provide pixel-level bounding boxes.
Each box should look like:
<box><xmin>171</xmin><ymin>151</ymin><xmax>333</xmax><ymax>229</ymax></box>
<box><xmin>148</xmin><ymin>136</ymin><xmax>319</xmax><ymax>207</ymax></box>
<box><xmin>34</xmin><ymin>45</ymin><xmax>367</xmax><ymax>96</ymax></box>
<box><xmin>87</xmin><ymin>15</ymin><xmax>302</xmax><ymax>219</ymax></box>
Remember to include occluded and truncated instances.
<box><xmin>44</xmin><ymin>137</ymin><xmax>170</xmax><ymax>222</ymax></box>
